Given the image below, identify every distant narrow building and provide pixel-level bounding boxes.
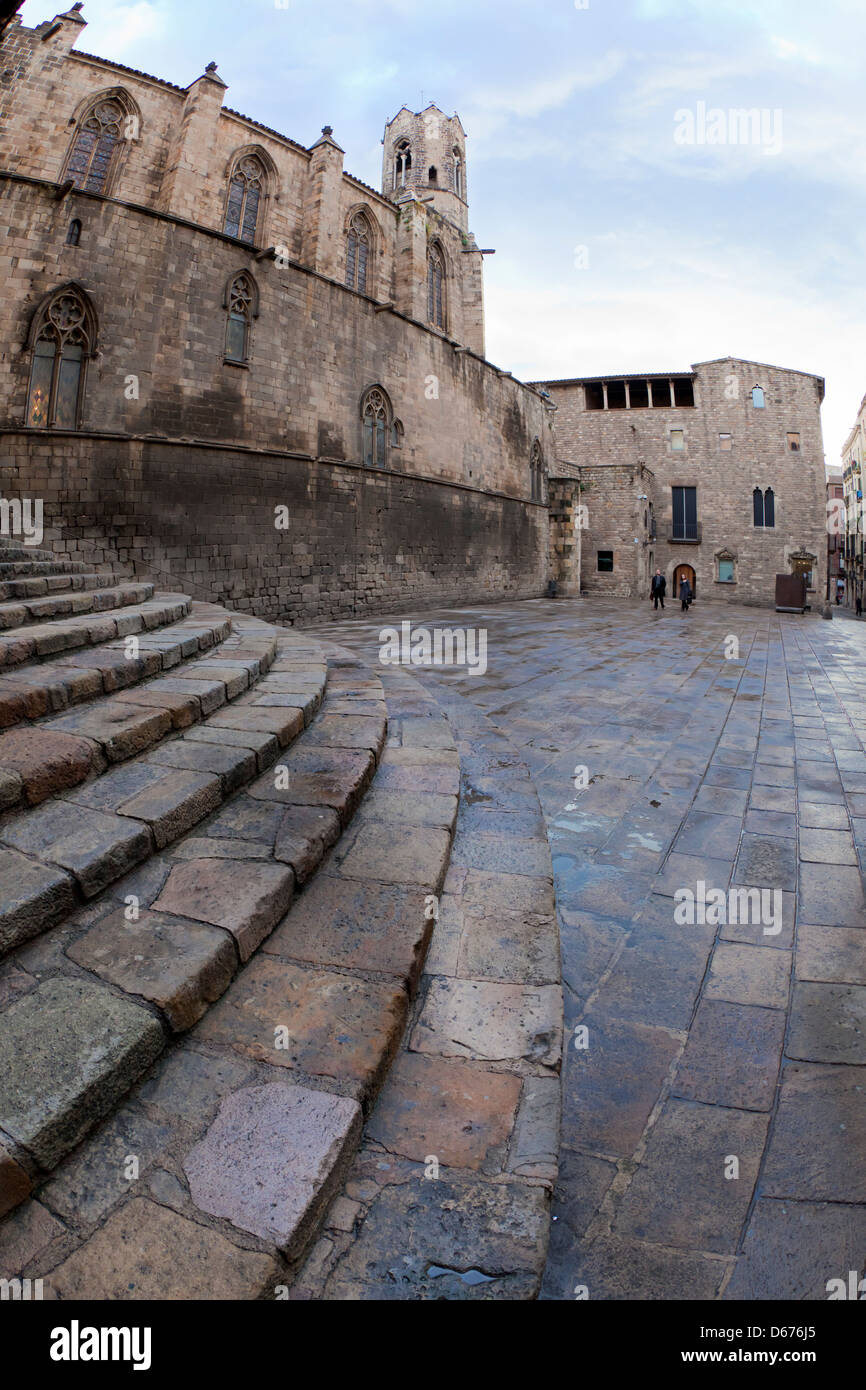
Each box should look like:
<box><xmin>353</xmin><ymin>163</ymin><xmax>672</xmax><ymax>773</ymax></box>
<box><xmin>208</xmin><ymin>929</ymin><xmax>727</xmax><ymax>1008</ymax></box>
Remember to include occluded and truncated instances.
<box><xmin>840</xmin><ymin>400</ymin><xmax>866</xmax><ymax>611</ymax></box>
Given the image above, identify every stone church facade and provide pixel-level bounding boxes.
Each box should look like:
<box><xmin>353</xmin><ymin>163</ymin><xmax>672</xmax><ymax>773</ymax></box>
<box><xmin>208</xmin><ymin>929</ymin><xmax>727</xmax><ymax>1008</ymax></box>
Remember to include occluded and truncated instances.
<box><xmin>0</xmin><ymin>5</ymin><xmax>827</xmax><ymax>617</ymax></box>
<box><xmin>0</xmin><ymin>5</ymin><xmax>554</xmax><ymax>622</ymax></box>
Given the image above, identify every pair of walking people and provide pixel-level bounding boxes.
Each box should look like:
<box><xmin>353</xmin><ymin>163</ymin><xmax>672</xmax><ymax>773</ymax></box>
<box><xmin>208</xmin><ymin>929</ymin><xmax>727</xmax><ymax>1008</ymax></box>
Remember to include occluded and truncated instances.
<box><xmin>651</xmin><ymin>569</ymin><xmax>692</xmax><ymax>611</ymax></box>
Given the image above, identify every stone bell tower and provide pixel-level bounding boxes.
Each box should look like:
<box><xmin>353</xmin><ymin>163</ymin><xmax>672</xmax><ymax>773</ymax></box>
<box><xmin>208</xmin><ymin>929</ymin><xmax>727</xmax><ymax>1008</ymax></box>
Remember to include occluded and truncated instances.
<box><xmin>381</xmin><ymin>104</ymin><xmax>468</xmax><ymax>232</ymax></box>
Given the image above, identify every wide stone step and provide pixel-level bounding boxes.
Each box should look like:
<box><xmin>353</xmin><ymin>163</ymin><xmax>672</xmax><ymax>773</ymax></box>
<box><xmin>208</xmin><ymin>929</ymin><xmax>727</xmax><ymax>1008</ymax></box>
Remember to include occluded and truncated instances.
<box><xmin>0</xmin><ymin>607</ymin><xmax>233</xmax><ymax>731</ymax></box>
<box><xmin>0</xmin><ymin>650</ymin><xmax>460</xmax><ymax>1295</ymax></box>
<box><xmin>0</xmin><ymin>581</ymin><xmax>154</xmax><ymax>630</ymax></box>
<box><xmin>0</xmin><ymin>558</ymin><xmax>91</xmax><ymax>579</ymax></box>
<box><xmin>0</xmin><ymin>546</ymin><xmax>59</xmax><ymax>564</ymax></box>
<box><xmin>0</xmin><ymin>628</ymin><xmax>323</xmax><ymax>957</ymax></box>
<box><xmin>0</xmin><ymin>572</ymin><xmax>116</xmax><ymax>603</ymax></box>
<box><xmin>0</xmin><ymin>594</ymin><xmax>192</xmax><ymax>671</ymax></box>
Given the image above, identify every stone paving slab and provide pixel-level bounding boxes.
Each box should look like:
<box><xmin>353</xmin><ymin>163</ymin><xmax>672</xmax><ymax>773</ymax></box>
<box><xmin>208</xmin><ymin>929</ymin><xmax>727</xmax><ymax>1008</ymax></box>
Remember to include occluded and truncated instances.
<box><xmin>411</xmin><ymin>978</ymin><xmax>561</xmax><ymax>1067</ymax></box>
<box><xmin>786</xmin><ymin>981</ymin><xmax>866</xmax><ymax>1064</ymax></box>
<box><xmin>550</xmin><ymin>1236</ymin><xmax>727</xmax><ymax>1302</ymax></box>
<box><xmin>567</xmin><ymin>1012</ymin><xmax>681</xmax><ymax>1156</ymax></box>
<box><xmin>320</xmin><ymin>1170</ymin><xmax>548</xmax><ymax>1300</ymax></box>
<box><xmin>154</xmin><ymin>857</ymin><xmax>295</xmax><ymax>962</ymax></box>
<box><xmin>0</xmin><ymin>727</ymin><xmax>95</xmax><ymax>807</ymax></box>
<box><xmin>145</xmin><ymin>737</ymin><xmax>256</xmax><ymax>793</ymax></box>
<box><xmin>42</xmin><ymin>1198</ymin><xmax>280</xmax><ymax>1300</ymax></box>
<box><xmin>0</xmin><ymin>978</ymin><xmax>164</xmax><ymax>1172</ymax></box>
<box><xmin>68</xmin><ymin>907</ymin><xmax>237</xmax><ymax>1032</ymax></box>
<box><xmin>365</xmin><ymin>1052</ymin><xmax>522</xmax><ymax>1169</ymax></box>
<box><xmin>263</xmin><ymin>876</ymin><xmax>431</xmax><ymax>984</ymax></box>
<box><xmin>0</xmin><ymin>1200</ymin><xmax>66</xmax><ymax>1278</ymax></box>
<box><xmin>0</xmin><ymin>847</ymin><xmax>76</xmax><ymax>955</ymax></box>
<box><xmin>184</xmin><ymin>1082</ymin><xmax>362</xmax><ymax>1255</ymax></box>
<box><xmin>2</xmin><ymin>799</ymin><xmax>152</xmax><ymax>899</ymax></box>
<box><xmin>612</xmin><ymin>1098</ymin><xmax>769</xmax><ymax>1254</ymax></box>
<box><xmin>248</xmin><ymin>744</ymin><xmax>376</xmax><ymax>826</ymax></box>
<box><xmin>724</xmin><ymin>1197</ymin><xmax>866</xmax><ymax>1300</ymax></box>
<box><xmin>195</xmin><ymin>955</ymin><xmax>408</xmax><ymax>1096</ymax></box>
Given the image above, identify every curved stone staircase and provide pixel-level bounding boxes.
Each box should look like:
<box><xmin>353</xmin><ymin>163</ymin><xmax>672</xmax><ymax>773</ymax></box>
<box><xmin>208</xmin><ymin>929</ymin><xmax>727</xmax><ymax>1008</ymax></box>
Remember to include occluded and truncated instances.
<box><xmin>0</xmin><ymin>542</ymin><xmax>468</xmax><ymax>1297</ymax></box>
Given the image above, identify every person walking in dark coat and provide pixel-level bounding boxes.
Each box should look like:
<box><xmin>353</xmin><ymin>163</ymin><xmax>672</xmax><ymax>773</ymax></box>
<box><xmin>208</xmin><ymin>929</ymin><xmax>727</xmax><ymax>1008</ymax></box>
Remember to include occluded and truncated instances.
<box><xmin>650</xmin><ymin>569</ymin><xmax>666</xmax><ymax>610</ymax></box>
<box><xmin>680</xmin><ymin>576</ymin><xmax>692</xmax><ymax>611</ymax></box>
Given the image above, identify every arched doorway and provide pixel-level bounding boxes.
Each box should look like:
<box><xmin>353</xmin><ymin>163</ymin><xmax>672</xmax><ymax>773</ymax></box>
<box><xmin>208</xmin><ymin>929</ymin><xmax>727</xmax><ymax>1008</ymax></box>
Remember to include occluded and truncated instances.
<box><xmin>673</xmin><ymin>563</ymin><xmax>696</xmax><ymax>600</ymax></box>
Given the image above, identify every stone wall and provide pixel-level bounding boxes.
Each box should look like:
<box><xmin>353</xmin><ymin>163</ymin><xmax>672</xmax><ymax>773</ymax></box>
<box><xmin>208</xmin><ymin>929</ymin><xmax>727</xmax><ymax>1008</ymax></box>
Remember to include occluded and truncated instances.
<box><xmin>0</xmin><ymin>176</ymin><xmax>551</xmax><ymax>622</ymax></box>
<box><xmin>575</xmin><ymin>463</ymin><xmax>654</xmax><ymax>599</ymax></box>
<box><xmin>0</xmin><ymin>179</ymin><xmax>551</xmax><ymax>492</ymax></box>
<box><xmin>547</xmin><ymin>478</ymin><xmax>581</xmax><ymax>597</ymax></box>
<box><xmin>0</xmin><ymin>430</ymin><xmax>548</xmax><ymax>623</ymax></box>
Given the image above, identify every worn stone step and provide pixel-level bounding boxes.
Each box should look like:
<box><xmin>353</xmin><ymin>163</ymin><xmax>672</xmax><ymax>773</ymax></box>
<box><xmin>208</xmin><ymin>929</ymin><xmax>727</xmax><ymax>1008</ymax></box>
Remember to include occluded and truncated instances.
<box><xmin>0</xmin><ymin>545</ymin><xmax>58</xmax><ymax>563</ymax></box>
<box><xmin>0</xmin><ymin>607</ymin><xmax>230</xmax><ymax>730</ymax></box>
<box><xmin>0</xmin><ymin>646</ymin><xmax>275</xmax><ymax>813</ymax></box>
<box><xmin>0</xmin><ymin>581</ymin><xmax>154</xmax><ymax>630</ymax></box>
<box><xmin>0</xmin><ymin>653</ymin><xmax>462</xmax><ymax>1289</ymax></box>
<box><xmin>0</xmin><ymin>633</ymin><xmax>325</xmax><ymax>958</ymax></box>
<box><xmin>0</xmin><ymin>558</ymin><xmax>91</xmax><ymax>578</ymax></box>
<box><xmin>0</xmin><ymin>595</ymin><xmax>192</xmax><ymax>671</ymax></box>
<box><xmin>0</xmin><ymin>572</ymin><xmax>116</xmax><ymax>603</ymax></box>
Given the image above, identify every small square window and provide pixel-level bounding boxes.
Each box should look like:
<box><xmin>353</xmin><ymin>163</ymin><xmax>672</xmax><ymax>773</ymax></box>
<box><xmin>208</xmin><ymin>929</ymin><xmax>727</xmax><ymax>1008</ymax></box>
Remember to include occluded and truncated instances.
<box><xmin>719</xmin><ymin>433</ymin><xmax>732</xmax><ymax>451</ymax></box>
<box><xmin>671</xmin><ymin>429</ymin><xmax>685</xmax><ymax>451</ymax></box>
<box><xmin>597</xmin><ymin>551</ymin><xmax>613</xmax><ymax>572</ymax></box>
<box><xmin>788</xmin><ymin>432</ymin><xmax>800</xmax><ymax>451</ymax></box>
<box><xmin>718</xmin><ymin>559</ymin><xmax>735</xmax><ymax>583</ymax></box>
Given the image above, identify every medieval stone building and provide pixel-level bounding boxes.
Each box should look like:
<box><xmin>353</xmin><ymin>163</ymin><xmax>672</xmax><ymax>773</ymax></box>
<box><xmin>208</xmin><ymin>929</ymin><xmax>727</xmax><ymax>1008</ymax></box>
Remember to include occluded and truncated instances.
<box><xmin>539</xmin><ymin>359</ymin><xmax>828</xmax><ymax>608</ymax></box>
<box><xmin>0</xmin><ymin>5</ymin><xmax>554</xmax><ymax>622</ymax></box>
<box><xmin>0</xmin><ymin>5</ymin><xmax>828</xmax><ymax>616</ymax></box>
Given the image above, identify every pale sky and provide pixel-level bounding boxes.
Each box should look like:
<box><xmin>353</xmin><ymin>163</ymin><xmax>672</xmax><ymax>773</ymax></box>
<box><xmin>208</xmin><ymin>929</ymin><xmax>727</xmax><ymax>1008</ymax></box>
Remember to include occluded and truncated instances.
<box><xmin>20</xmin><ymin>0</ymin><xmax>866</xmax><ymax>466</ymax></box>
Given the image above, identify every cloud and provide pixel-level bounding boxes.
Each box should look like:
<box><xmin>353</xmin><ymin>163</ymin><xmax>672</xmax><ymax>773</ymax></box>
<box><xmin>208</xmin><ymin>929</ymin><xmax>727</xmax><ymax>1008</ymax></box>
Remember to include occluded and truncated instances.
<box><xmin>485</xmin><ymin>236</ymin><xmax>857</xmax><ymax>463</ymax></box>
<box><xmin>461</xmin><ymin>53</ymin><xmax>627</xmax><ymax>154</ymax></box>
<box><xmin>73</xmin><ymin>2</ymin><xmax>167</xmax><ymax>55</ymax></box>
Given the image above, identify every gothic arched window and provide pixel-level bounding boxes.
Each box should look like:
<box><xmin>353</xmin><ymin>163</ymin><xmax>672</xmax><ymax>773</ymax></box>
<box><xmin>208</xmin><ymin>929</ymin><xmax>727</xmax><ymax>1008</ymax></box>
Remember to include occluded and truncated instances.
<box><xmin>753</xmin><ymin>486</ymin><xmax>775</xmax><ymax>528</ymax></box>
<box><xmin>361</xmin><ymin>386</ymin><xmax>392</xmax><ymax>468</ymax></box>
<box><xmin>753</xmin><ymin>487</ymin><xmax>763</xmax><ymax>527</ymax></box>
<box><xmin>63</xmin><ymin>95</ymin><xmax>131</xmax><ymax>195</ymax></box>
<box><xmin>530</xmin><ymin>440</ymin><xmax>544</xmax><ymax>502</ymax></box>
<box><xmin>427</xmin><ymin>241</ymin><xmax>445</xmax><ymax>329</ymax></box>
<box><xmin>26</xmin><ymin>286</ymin><xmax>96</xmax><ymax>429</ymax></box>
<box><xmin>394</xmin><ymin>140</ymin><xmax>411</xmax><ymax>189</ymax></box>
<box><xmin>224</xmin><ymin>271</ymin><xmax>257</xmax><ymax>363</ymax></box>
<box><xmin>66</xmin><ymin>219</ymin><xmax>82</xmax><ymax>246</ymax></box>
<box><xmin>224</xmin><ymin>154</ymin><xmax>266</xmax><ymax>244</ymax></box>
<box><xmin>346</xmin><ymin>211</ymin><xmax>371</xmax><ymax>294</ymax></box>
